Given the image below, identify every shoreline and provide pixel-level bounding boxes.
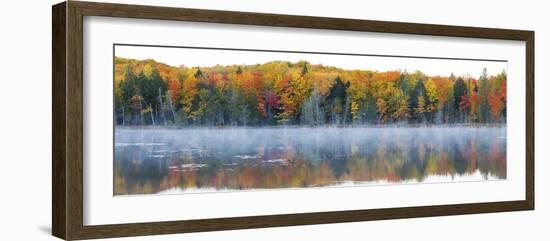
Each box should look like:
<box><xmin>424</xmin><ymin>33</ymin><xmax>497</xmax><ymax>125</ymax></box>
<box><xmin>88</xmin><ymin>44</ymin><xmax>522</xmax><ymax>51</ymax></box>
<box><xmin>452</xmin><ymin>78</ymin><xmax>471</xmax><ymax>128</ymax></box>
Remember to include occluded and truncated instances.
<box><xmin>114</xmin><ymin>123</ymin><xmax>507</xmax><ymax>130</ymax></box>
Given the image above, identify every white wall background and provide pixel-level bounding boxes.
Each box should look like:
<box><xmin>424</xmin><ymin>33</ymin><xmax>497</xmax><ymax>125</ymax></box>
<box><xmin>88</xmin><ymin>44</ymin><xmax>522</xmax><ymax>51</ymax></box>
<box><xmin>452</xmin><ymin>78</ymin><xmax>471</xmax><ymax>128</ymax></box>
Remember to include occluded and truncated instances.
<box><xmin>0</xmin><ymin>0</ymin><xmax>547</xmax><ymax>240</ymax></box>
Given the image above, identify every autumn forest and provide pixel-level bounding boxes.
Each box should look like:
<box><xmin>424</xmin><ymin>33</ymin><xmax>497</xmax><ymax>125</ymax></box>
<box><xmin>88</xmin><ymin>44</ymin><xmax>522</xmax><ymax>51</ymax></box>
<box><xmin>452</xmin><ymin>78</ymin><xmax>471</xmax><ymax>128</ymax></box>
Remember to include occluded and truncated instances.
<box><xmin>114</xmin><ymin>57</ymin><xmax>507</xmax><ymax>127</ymax></box>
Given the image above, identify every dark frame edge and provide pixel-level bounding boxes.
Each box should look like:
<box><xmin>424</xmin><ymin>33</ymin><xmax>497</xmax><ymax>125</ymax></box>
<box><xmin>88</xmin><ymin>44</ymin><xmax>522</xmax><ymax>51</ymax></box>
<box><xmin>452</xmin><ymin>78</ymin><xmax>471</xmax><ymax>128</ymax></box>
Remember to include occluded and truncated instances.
<box><xmin>74</xmin><ymin>201</ymin><xmax>532</xmax><ymax>240</ymax></box>
<box><xmin>71</xmin><ymin>1</ymin><xmax>534</xmax><ymax>40</ymax></box>
<box><xmin>52</xmin><ymin>1</ymin><xmax>67</xmax><ymax>240</ymax></box>
<box><xmin>66</xmin><ymin>0</ymin><xmax>86</xmax><ymax>240</ymax></box>
<box><xmin>525</xmin><ymin>31</ymin><xmax>535</xmax><ymax>210</ymax></box>
<box><xmin>53</xmin><ymin>1</ymin><xmax>536</xmax><ymax>240</ymax></box>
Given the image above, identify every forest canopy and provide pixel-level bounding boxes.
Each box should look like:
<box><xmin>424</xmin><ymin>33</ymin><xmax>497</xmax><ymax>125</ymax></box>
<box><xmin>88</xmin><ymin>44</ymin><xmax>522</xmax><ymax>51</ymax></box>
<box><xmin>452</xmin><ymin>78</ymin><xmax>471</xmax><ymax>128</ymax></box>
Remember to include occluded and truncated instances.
<box><xmin>114</xmin><ymin>57</ymin><xmax>507</xmax><ymax>126</ymax></box>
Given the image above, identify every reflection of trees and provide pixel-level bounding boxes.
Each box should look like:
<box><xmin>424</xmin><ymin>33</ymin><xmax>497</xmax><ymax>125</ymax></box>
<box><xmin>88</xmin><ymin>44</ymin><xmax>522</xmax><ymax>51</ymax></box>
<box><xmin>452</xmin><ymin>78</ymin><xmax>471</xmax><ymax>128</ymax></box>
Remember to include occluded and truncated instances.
<box><xmin>114</xmin><ymin>128</ymin><xmax>507</xmax><ymax>195</ymax></box>
<box><xmin>114</xmin><ymin>145</ymin><xmax>171</xmax><ymax>195</ymax></box>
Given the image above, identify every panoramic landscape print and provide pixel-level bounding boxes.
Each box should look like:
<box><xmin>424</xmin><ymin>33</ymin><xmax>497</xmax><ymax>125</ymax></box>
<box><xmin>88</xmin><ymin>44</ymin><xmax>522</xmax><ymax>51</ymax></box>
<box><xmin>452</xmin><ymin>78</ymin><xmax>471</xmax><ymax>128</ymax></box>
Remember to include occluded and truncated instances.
<box><xmin>113</xmin><ymin>45</ymin><xmax>507</xmax><ymax>195</ymax></box>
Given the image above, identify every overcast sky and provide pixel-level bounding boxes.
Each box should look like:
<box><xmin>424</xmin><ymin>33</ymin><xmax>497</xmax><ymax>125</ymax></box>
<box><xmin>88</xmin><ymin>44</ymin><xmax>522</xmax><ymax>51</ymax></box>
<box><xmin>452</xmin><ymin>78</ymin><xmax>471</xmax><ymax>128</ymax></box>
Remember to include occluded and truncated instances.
<box><xmin>115</xmin><ymin>45</ymin><xmax>507</xmax><ymax>77</ymax></box>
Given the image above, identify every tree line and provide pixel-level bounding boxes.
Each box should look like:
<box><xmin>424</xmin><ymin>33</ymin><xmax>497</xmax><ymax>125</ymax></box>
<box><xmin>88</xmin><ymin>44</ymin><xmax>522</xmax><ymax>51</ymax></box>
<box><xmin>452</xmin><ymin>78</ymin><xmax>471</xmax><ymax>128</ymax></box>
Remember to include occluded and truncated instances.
<box><xmin>114</xmin><ymin>57</ymin><xmax>507</xmax><ymax>127</ymax></box>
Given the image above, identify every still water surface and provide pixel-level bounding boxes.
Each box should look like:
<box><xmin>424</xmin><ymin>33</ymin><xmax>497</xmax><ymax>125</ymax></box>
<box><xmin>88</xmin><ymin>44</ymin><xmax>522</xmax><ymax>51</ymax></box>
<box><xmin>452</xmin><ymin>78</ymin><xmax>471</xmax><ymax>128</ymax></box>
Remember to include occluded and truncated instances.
<box><xmin>114</xmin><ymin>127</ymin><xmax>506</xmax><ymax>195</ymax></box>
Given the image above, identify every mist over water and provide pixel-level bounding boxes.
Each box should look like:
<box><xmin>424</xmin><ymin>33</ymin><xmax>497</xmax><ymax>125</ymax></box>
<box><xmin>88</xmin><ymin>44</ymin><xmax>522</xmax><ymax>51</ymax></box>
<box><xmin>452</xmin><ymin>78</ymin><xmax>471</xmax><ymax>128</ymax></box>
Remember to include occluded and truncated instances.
<box><xmin>114</xmin><ymin>127</ymin><xmax>506</xmax><ymax>195</ymax></box>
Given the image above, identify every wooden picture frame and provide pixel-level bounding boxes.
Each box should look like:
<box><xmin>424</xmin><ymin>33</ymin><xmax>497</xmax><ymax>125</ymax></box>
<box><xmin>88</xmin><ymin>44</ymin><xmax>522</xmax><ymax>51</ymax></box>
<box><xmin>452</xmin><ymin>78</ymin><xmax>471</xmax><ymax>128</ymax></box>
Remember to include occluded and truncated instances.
<box><xmin>52</xmin><ymin>1</ymin><xmax>534</xmax><ymax>240</ymax></box>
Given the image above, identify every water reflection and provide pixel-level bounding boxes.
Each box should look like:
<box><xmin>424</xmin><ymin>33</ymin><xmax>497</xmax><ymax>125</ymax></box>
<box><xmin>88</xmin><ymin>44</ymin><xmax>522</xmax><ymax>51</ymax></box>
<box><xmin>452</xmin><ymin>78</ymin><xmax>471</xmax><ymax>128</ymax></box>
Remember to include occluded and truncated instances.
<box><xmin>114</xmin><ymin>127</ymin><xmax>506</xmax><ymax>195</ymax></box>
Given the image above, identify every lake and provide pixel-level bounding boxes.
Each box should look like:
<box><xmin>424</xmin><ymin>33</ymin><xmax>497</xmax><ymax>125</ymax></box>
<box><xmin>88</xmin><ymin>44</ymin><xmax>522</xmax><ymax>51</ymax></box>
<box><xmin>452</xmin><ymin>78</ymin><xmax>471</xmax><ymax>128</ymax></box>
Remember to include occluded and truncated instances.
<box><xmin>114</xmin><ymin>126</ymin><xmax>506</xmax><ymax>195</ymax></box>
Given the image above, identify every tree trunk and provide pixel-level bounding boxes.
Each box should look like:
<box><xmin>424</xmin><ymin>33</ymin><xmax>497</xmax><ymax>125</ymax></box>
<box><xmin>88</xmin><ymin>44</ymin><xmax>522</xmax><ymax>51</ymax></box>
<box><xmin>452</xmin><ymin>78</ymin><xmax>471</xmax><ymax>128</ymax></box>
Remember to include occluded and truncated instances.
<box><xmin>139</xmin><ymin>97</ymin><xmax>144</xmax><ymax>125</ymax></box>
<box><xmin>158</xmin><ymin>88</ymin><xmax>167</xmax><ymax>125</ymax></box>
<box><xmin>121</xmin><ymin>106</ymin><xmax>125</xmax><ymax>126</ymax></box>
<box><xmin>167</xmin><ymin>91</ymin><xmax>176</xmax><ymax>124</ymax></box>
<box><xmin>150</xmin><ymin>104</ymin><xmax>156</xmax><ymax>126</ymax></box>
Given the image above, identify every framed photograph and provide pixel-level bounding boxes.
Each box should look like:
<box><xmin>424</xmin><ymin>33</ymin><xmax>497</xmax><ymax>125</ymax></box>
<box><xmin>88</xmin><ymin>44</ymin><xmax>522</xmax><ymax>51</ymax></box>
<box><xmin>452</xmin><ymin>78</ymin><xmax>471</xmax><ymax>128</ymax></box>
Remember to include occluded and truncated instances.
<box><xmin>52</xmin><ymin>1</ymin><xmax>534</xmax><ymax>240</ymax></box>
